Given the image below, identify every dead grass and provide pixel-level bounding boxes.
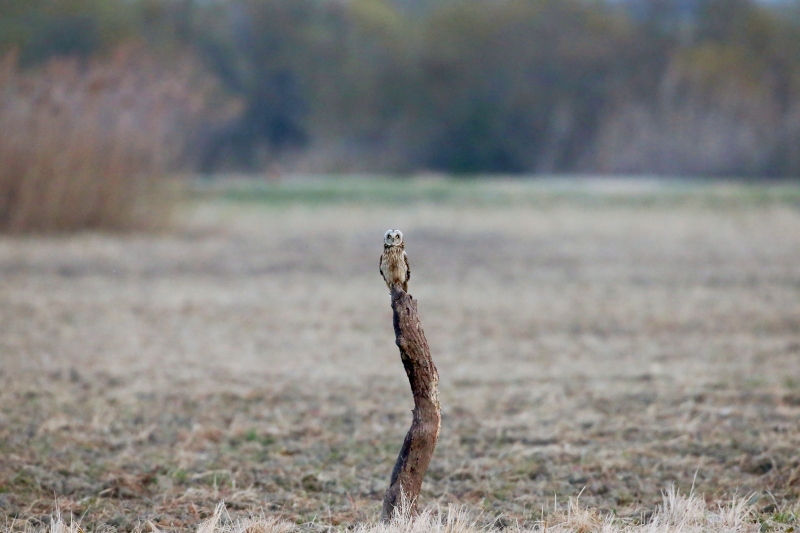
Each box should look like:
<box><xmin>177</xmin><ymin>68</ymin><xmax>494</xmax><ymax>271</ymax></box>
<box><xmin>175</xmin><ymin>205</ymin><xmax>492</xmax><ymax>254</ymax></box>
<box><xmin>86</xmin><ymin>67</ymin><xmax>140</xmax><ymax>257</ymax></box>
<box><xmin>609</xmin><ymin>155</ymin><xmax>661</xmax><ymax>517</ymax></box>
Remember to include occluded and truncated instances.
<box><xmin>5</xmin><ymin>488</ymin><xmax>779</xmax><ymax>532</ymax></box>
<box><xmin>0</xmin><ymin>181</ymin><xmax>799</xmax><ymax>531</ymax></box>
<box><xmin>0</xmin><ymin>45</ymin><xmax>206</xmax><ymax>233</ymax></box>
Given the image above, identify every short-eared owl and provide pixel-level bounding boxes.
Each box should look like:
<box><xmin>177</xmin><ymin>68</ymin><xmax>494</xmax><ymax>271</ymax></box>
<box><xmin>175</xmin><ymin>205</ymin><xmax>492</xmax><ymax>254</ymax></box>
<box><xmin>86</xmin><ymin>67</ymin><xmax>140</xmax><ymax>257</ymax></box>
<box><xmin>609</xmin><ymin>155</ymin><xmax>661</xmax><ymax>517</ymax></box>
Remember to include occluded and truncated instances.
<box><xmin>380</xmin><ymin>229</ymin><xmax>410</xmax><ymax>293</ymax></box>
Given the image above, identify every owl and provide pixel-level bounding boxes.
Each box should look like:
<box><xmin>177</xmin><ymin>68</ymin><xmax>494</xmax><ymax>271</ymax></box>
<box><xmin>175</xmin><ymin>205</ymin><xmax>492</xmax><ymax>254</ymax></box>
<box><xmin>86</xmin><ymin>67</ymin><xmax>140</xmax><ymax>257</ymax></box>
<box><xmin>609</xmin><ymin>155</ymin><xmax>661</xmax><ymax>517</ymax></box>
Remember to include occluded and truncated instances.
<box><xmin>380</xmin><ymin>229</ymin><xmax>410</xmax><ymax>293</ymax></box>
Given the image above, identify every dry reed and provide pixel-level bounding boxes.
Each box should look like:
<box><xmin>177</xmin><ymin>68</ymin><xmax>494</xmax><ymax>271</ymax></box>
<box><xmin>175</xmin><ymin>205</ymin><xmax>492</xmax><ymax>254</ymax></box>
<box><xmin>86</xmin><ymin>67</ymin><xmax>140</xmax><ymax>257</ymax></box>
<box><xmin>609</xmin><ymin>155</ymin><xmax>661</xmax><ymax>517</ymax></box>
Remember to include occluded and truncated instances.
<box><xmin>0</xmin><ymin>45</ymin><xmax>203</xmax><ymax>232</ymax></box>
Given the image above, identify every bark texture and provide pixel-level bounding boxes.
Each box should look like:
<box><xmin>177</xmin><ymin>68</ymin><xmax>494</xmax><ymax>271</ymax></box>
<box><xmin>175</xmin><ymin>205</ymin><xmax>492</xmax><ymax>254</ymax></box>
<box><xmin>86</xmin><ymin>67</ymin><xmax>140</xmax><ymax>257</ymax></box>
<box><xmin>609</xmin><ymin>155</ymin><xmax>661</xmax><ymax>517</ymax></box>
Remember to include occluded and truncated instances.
<box><xmin>381</xmin><ymin>285</ymin><xmax>441</xmax><ymax>522</ymax></box>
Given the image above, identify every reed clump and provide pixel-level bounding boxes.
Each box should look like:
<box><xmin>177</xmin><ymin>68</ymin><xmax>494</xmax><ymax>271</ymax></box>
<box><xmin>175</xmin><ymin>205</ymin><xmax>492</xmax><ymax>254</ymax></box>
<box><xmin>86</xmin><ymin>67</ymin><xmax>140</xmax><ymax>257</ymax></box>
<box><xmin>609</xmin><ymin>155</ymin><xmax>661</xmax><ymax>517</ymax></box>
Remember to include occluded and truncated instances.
<box><xmin>0</xmin><ymin>46</ymin><xmax>203</xmax><ymax>232</ymax></box>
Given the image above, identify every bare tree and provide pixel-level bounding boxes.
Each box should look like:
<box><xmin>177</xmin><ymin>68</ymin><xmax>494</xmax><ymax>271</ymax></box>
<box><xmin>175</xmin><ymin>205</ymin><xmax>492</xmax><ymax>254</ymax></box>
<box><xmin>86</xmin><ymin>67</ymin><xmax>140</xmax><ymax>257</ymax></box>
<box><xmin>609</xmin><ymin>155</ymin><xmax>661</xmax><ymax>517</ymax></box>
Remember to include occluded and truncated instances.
<box><xmin>381</xmin><ymin>286</ymin><xmax>441</xmax><ymax>522</ymax></box>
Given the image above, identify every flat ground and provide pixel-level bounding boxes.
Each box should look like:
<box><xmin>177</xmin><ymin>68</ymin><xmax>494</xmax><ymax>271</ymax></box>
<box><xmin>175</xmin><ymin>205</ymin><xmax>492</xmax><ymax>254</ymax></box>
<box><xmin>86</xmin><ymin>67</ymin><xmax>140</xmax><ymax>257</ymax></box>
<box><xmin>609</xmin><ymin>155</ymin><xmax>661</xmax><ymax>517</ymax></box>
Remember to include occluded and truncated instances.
<box><xmin>1</xmin><ymin>177</ymin><xmax>800</xmax><ymax>531</ymax></box>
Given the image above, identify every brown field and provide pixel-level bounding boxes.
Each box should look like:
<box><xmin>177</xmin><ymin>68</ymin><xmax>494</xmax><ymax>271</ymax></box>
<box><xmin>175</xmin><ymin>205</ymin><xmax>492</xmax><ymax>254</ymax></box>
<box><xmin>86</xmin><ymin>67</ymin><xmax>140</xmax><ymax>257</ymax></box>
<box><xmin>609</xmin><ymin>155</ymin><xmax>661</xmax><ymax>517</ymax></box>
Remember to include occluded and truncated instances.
<box><xmin>1</xmin><ymin>178</ymin><xmax>800</xmax><ymax>532</ymax></box>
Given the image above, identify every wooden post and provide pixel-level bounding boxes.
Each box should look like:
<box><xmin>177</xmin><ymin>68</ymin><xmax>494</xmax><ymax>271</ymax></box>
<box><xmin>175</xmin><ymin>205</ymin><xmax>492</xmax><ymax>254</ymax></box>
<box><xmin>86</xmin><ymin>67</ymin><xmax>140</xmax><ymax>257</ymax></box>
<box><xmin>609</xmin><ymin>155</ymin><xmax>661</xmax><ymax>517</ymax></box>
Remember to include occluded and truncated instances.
<box><xmin>381</xmin><ymin>285</ymin><xmax>441</xmax><ymax>522</ymax></box>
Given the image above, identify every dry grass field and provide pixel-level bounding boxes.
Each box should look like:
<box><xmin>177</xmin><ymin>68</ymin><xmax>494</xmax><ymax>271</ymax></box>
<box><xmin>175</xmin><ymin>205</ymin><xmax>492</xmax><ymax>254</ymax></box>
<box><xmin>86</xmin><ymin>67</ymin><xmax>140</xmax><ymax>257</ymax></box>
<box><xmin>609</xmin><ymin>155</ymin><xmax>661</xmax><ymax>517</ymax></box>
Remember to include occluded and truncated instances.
<box><xmin>1</xmin><ymin>177</ymin><xmax>800</xmax><ymax>532</ymax></box>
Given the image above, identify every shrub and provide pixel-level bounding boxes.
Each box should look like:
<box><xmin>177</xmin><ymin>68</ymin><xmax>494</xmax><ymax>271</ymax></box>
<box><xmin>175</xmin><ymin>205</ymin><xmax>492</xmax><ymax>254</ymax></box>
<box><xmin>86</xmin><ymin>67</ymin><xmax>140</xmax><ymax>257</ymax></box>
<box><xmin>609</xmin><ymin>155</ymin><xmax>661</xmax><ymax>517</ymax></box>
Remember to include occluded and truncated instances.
<box><xmin>0</xmin><ymin>45</ymin><xmax>204</xmax><ymax>232</ymax></box>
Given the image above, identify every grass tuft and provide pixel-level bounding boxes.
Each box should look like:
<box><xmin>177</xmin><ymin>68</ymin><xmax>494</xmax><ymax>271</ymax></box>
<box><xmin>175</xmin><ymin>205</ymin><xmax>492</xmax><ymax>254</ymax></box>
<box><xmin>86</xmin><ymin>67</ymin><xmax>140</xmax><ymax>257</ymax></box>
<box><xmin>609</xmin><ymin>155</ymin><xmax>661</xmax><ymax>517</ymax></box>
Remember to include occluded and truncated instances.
<box><xmin>10</xmin><ymin>489</ymin><xmax>763</xmax><ymax>533</ymax></box>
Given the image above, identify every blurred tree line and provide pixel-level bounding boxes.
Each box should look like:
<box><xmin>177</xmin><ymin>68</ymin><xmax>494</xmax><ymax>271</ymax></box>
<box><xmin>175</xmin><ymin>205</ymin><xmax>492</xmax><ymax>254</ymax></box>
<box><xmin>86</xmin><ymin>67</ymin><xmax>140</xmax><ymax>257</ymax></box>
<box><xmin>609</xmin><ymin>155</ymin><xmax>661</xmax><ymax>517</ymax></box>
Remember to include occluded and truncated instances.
<box><xmin>2</xmin><ymin>0</ymin><xmax>800</xmax><ymax>177</ymax></box>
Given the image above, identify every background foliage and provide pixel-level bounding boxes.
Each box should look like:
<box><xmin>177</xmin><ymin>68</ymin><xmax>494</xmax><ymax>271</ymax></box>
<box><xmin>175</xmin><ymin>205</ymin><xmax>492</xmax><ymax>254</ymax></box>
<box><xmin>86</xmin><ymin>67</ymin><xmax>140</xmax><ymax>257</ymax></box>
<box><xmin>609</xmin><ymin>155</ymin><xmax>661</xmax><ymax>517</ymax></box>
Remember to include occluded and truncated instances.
<box><xmin>3</xmin><ymin>0</ymin><xmax>800</xmax><ymax>177</ymax></box>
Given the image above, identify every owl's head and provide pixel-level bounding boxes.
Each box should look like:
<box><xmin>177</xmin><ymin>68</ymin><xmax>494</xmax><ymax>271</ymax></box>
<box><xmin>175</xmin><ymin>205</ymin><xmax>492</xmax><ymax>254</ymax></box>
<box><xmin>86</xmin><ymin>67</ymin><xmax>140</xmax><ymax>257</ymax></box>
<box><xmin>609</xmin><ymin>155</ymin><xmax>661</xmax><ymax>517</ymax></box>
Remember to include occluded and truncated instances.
<box><xmin>384</xmin><ymin>229</ymin><xmax>404</xmax><ymax>246</ymax></box>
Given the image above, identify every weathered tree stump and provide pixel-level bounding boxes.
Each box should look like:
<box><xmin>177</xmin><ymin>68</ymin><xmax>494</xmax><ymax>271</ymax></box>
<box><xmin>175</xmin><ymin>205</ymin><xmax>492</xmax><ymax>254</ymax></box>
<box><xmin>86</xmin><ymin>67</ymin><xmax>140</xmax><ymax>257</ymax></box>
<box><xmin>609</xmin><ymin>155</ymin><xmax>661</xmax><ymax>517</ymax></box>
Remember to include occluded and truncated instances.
<box><xmin>381</xmin><ymin>285</ymin><xmax>441</xmax><ymax>522</ymax></box>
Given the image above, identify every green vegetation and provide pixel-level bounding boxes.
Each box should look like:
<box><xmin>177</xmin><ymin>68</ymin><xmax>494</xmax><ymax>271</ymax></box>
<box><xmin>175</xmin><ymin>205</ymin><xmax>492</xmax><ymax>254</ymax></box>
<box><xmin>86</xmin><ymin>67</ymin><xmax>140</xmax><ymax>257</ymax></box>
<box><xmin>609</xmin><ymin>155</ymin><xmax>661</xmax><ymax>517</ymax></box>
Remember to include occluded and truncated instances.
<box><xmin>188</xmin><ymin>175</ymin><xmax>800</xmax><ymax>207</ymax></box>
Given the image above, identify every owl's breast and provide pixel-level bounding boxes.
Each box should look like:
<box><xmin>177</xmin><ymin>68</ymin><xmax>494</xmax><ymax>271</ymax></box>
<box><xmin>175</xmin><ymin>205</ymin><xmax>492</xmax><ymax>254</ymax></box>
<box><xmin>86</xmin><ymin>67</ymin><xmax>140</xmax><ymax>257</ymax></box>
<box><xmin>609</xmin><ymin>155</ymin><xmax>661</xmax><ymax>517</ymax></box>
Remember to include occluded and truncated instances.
<box><xmin>381</xmin><ymin>248</ymin><xmax>407</xmax><ymax>283</ymax></box>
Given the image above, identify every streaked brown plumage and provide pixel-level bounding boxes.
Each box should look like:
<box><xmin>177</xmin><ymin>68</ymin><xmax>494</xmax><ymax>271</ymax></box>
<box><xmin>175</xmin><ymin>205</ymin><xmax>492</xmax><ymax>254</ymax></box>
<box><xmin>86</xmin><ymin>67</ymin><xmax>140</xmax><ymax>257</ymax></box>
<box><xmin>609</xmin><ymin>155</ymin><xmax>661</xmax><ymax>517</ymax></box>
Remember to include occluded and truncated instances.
<box><xmin>379</xmin><ymin>229</ymin><xmax>410</xmax><ymax>293</ymax></box>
